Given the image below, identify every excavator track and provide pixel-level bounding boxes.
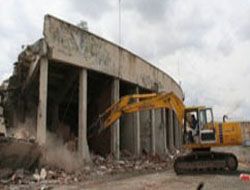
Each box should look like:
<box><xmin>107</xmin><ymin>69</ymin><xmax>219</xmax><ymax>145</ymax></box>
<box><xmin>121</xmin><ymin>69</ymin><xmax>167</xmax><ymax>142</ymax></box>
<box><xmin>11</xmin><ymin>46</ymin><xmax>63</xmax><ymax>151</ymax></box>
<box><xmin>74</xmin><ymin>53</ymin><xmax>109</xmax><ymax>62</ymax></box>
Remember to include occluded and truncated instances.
<box><xmin>174</xmin><ymin>151</ymin><xmax>238</xmax><ymax>174</ymax></box>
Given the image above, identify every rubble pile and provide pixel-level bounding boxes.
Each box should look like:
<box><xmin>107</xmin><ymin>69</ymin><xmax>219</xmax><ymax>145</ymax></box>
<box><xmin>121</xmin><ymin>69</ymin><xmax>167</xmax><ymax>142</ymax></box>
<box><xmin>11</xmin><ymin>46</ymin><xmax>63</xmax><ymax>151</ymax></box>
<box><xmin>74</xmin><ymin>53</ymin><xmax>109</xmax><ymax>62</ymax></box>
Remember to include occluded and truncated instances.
<box><xmin>91</xmin><ymin>153</ymin><xmax>173</xmax><ymax>175</ymax></box>
<box><xmin>0</xmin><ymin>151</ymin><xmax>174</xmax><ymax>186</ymax></box>
<box><xmin>0</xmin><ymin>110</ymin><xmax>176</xmax><ymax>187</ymax></box>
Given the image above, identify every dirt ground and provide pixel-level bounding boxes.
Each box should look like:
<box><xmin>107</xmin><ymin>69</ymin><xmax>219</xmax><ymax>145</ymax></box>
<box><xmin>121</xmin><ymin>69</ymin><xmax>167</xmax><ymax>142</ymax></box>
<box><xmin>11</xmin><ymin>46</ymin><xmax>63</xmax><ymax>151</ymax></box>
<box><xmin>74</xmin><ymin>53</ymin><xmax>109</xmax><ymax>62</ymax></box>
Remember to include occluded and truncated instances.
<box><xmin>6</xmin><ymin>164</ymin><xmax>250</xmax><ymax>190</ymax></box>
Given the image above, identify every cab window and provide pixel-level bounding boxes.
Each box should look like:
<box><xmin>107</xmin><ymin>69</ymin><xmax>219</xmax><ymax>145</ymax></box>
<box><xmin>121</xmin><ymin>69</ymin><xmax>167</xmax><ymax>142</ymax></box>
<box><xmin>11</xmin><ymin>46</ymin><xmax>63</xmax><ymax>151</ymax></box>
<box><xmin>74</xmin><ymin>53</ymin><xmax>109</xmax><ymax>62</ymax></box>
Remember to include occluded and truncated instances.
<box><xmin>206</xmin><ymin>109</ymin><xmax>213</xmax><ymax>123</ymax></box>
<box><xmin>199</xmin><ymin>110</ymin><xmax>206</xmax><ymax>128</ymax></box>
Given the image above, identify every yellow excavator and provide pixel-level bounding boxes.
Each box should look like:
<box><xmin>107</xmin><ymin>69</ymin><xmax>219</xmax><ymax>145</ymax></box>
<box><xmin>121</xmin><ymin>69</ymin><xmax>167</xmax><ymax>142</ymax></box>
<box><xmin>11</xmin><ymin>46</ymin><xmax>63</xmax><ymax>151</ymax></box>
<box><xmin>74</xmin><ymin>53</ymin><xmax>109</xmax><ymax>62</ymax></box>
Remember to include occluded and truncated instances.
<box><xmin>95</xmin><ymin>91</ymin><xmax>243</xmax><ymax>174</ymax></box>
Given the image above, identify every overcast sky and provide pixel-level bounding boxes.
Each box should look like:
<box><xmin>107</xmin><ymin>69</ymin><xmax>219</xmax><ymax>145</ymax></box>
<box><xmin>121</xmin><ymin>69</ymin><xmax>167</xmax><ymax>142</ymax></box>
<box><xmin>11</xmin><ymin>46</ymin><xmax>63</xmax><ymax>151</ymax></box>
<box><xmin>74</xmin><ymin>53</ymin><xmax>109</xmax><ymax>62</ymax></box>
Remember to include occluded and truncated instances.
<box><xmin>1</xmin><ymin>0</ymin><xmax>250</xmax><ymax>121</ymax></box>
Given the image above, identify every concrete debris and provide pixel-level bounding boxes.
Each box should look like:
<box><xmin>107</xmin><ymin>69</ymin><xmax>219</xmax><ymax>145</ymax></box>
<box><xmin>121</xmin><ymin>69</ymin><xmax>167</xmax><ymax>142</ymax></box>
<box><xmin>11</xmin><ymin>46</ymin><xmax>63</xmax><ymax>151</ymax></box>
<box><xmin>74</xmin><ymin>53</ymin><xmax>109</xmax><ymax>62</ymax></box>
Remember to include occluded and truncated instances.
<box><xmin>13</xmin><ymin>169</ymin><xmax>24</xmax><ymax>180</ymax></box>
<box><xmin>10</xmin><ymin>126</ymin><xmax>36</xmax><ymax>141</ymax></box>
<box><xmin>0</xmin><ymin>168</ymin><xmax>13</xmax><ymax>179</ymax></box>
<box><xmin>90</xmin><ymin>153</ymin><xmax>172</xmax><ymax>176</ymax></box>
<box><xmin>0</xmin><ymin>122</ymin><xmax>6</xmax><ymax>137</ymax></box>
<box><xmin>0</xmin><ymin>137</ymin><xmax>41</xmax><ymax>170</ymax></box>
<box><xmin>32</xmin><ymin>168</ymin><xmax>47</xmax><ymax>182</ymax></box>
<box><xmin>40</xmin><ymin>168</ymin><xmax>47</xmax><ymax>180</ymax></box>
<box><xmin>33</xmin><ymin>173</ymin><xmax>41</xmax><ymax>182</ymax></box>
<box><xmin>0</xmin><ymin>152</ymin><xmax>174</xmax><ymax>186</ymax></box>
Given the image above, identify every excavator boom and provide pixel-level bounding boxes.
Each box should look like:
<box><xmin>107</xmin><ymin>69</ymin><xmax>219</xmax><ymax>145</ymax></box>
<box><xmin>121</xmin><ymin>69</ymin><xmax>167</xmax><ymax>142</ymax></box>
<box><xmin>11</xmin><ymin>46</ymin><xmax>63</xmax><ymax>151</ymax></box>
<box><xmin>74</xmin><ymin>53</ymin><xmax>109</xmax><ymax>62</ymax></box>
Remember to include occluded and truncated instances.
<box><xmin>99</xmin><ymin>92</ymin><xmax>184</xmax><ymax>130</ymax></box>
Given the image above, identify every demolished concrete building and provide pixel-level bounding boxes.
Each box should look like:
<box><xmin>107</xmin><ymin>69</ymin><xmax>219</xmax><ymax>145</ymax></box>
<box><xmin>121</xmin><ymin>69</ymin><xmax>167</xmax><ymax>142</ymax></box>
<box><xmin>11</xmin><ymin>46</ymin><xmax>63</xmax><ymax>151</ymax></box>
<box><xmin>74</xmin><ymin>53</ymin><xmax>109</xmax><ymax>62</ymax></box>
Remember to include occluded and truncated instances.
<box><xmin>1</xmin><ymin>15</ymin><xmax>184</xmax><ymax>162</ymax></box>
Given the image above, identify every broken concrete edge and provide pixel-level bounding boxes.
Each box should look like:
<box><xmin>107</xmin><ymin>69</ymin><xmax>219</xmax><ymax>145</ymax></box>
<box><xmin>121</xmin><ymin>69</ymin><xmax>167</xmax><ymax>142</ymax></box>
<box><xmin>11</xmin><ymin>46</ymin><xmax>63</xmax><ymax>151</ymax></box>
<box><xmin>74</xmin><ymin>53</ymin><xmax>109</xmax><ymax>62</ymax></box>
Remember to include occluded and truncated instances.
<box><xmin>0</xmin><ymin>38</ymin><xmax>48</xmax><ymax>97</ymax></box>
<box><xmin>0</xmin><ymin>38</ymin><xmax>49</xmax><ymax>132</ymax></box>
<box><xmin>21</xmin><ymin>39</ymin><xmax>48</xmax><ymax>92</ymax></box>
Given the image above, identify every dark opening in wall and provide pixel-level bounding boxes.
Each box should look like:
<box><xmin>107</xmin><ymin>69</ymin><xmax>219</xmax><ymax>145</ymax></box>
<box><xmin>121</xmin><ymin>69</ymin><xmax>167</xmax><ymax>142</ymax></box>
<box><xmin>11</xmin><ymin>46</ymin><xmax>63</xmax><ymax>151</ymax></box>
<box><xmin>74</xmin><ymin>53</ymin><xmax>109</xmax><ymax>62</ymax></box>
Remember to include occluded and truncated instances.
<box><xmin>47</xmin><ymin>61</ymin><xmax>79</xmax><ymax>148</ymax></box>
<box><xmin>47</xmin><ymin>62</ymin><xmax>114</xmax><ymax>156</ymax></box>
<box><xmin>87</xmin><ymin>70</ymin><xmax>112</xmax><ymax>157</ymax></box>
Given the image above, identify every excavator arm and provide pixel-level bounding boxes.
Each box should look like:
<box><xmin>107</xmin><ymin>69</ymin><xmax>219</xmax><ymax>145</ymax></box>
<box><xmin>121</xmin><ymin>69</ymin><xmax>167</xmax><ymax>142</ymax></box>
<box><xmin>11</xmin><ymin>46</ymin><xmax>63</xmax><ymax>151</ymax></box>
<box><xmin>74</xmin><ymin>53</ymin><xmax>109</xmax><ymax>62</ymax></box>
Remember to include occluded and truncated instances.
<box><xmin>98</xmin><ymin>92</ymin><xmax>185</xmax><ymax>130</ymax></box>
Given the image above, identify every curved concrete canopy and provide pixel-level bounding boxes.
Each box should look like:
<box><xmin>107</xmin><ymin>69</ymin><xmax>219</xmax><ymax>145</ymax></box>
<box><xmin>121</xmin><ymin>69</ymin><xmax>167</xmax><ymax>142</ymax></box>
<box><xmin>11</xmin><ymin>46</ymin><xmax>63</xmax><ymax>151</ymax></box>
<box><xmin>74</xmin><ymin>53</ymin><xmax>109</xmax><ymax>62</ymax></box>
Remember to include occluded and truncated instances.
<box><xmin>43</xmin><ymin>15</ymin><xmax>184</xmax><ymax>100</ymax></box>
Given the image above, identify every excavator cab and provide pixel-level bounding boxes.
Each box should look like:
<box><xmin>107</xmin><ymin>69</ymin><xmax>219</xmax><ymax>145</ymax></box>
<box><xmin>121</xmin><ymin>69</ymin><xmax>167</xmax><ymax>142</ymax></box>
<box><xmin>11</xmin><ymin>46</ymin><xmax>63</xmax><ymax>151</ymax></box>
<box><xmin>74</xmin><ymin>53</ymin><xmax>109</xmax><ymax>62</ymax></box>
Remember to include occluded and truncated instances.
<box><xmin>183</xmin><ymin>107</ymin><xmax>216</xmax><ymax>145</ymax></box>
<box><xmin>175</xmin><ymin>106</ymin><xmax>239</xmax><ymax>173</ymax></box>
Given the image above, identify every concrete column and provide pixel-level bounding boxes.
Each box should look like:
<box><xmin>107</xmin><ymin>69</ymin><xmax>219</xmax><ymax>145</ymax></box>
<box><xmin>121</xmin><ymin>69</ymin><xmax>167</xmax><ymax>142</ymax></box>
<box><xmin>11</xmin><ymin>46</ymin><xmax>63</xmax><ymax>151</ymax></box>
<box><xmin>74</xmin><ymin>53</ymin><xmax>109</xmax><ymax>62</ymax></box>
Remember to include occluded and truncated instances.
<box><xmin>162</xmin><ymin>109</ymin><xmax>168</xmax><ymax>154</ymax></box>
<box><xmin>78</xmin><ymin>69</ymin><xmax>91</xmax><ymax>162</ymax></box>
<box><xmin>177</xmin><ymin>115</ymin><xmax>183</xmax><ymax>148</ymax></box>
<box><xmin>150</xmin><ymin>109</ymin><xmax>156</xmax><ymax>155</ymax></box>
<box><xmin>111</xmin><ymin>79</ymin><xmax>120</xmax><ymax>160</ymax></box>
<box><xmin>140</xmin><ymin>110</ymin><xmax>151</xmax><ymax>154</ymax></box>
<box><xmin>37</xmin><ymin>58</ymin><xmax>48</xmax><ymax>145</ymax></box>
<box><xmin>168</xmin><ymin>109</ymin><xmax>175</xmax><ymax>153</ymax></box>
<box><xmin>173</xmin><ymin>113</ymin><xmax>180</xmax><ymax>149</ymax></box>
<box><xmin>134</xmin><ymin>86</ymin><xmax>141</xmax><ymax>157</ymax></box>
<box><xmin>179</xmin><ymin>122</ymin><xmax>183</xmax><ymax>147</ymax></box>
